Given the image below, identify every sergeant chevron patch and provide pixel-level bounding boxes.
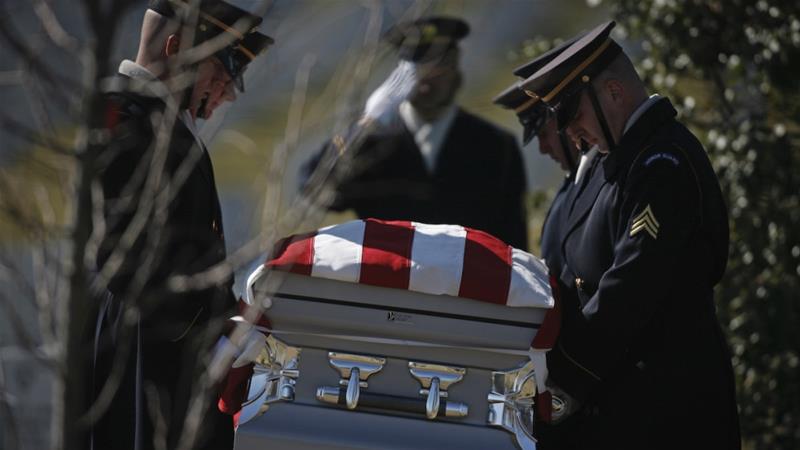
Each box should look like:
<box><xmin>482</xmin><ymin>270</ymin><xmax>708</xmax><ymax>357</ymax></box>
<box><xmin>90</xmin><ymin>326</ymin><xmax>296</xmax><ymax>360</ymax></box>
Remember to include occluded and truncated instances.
<box><xmin>630</xmin><ymin>204</ymin><xmax>660</xmax><ymax>239</ymax></box>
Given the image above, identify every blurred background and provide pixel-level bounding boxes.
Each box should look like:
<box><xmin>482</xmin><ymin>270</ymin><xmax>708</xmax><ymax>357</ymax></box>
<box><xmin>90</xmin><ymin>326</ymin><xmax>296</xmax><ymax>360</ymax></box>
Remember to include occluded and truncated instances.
<box><xmin>0</xmin><ymin>0</ymin><xmax>798</xmax><ymax>449</ymax></box>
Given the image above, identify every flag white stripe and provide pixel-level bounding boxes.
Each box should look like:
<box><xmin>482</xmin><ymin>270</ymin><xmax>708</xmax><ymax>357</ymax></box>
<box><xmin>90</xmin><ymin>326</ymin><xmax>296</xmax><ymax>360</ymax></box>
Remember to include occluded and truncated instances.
<box><xmin>507</xmin><ymin>248</ymin><xmax>554</xmax><ymax>308</ymax></box>
<box><xmin>305</xmin><ymin>220</ymin><xmax>553</xmax><ymax>310</ymax></box>
<box><xmin>311</xmin><ymin>220</ymin><xmax>366</xmax><ymax>283</ymax></box>
<box><xmin>408</xmin><ymin>223</ymin><xmax>466</xmax><ymax>296</ymax></box>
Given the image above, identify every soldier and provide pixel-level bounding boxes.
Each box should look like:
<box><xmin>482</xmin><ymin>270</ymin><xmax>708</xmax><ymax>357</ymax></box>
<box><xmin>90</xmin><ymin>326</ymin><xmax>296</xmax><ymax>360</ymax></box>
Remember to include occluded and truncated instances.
<box><xmin>518</xmin><ymin>21</ymin><xmax>741</xmax><ymax>449</ymax></box>
<box><xmin>493</xmin><ymin>38</ymin><xmax>584</xmax><ymax>277</ymax></box>
<box><xmin>306</xmin><ymin>17</ymin><xmax>529</xmax><ymax>249</ymax></box>
<box><xmin>494</xmin><ymin>41</ymin><xmax>597</xmax><ymax>449</ymax></box>
<box><xmin>90</xmin><ymin>1</ymin><xmax>272</xmax><ymax>449</ymax></box>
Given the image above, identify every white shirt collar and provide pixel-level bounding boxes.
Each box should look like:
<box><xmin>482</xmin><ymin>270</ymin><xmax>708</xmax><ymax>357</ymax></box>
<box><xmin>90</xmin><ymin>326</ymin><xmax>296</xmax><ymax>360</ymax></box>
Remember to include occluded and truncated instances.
<box><xmin>117</xmin><ymin>60</ymin><xmax>203</xmax><ymax>146</ymax></box>
<box><xmin>399</xmin><ymin>101</ymin><xmax>458</xmax><ymax>173</ymax></box>
<box><xmin>118</xmin><ymin>60</ymin><xmax>171</xmax><ymax>98</ymax></box>
<box><xmin>574</xmin><ymin>146</ymin><xmax>599</xmax><ymax>185</ymax></box>
<box><xmin>622</xmin><ymin>94</ymin><xmax>662</xmax><ymax>136</ymax></box>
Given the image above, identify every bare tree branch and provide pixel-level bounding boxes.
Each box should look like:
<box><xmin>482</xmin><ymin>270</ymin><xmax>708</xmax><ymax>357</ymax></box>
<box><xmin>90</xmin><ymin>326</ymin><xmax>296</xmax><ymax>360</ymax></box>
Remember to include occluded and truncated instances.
<box><xmin>0</xmin><ymin>2</ymin><xmax>464</xmax><ymax>450</ymax></box>
<box><xmin>0</xmin><ymin>113</ymin><xmax>75</xmax><ymax>157</ymax></box>
<box><xmin>0</xmin><ymin>6</ymin><xmax>78</xmax><ymax>107</ymax></box>
<box><xmin>53</xmin><ymin>0</ymin><xmax>135</xmax><ymax>445</ymax></box>
<box><xmin>77</xmin><ymin>300</ymin><xmax>137</xmax><ymax>428</ymax></box>
<box><xmin>31</xmin><ymin>243</ymin><xmax>58</xmax><ymax>360</ymax></box>
<box><xmin>0</xmin><ymin>290</ymin><xmax>52</xmax><ymax>368</ymax></box>
<box><xmin>0</xmin><ymin>351</ymin><xmax>21</xmax><ymax>450</ymax></box>
<box><xmin>32</xmin><ymin>0</ymin><xmax>80</xmax><ymax>53</ymax></box>
<box><xmin>0</xmin><ymin>172</ymin><xmax>55</xmax><ymax>239</ymax></box>
<box><xmin>0</xmin><ymin>251</ymin><xmax>36</xmax><ymax>308</ymax></box>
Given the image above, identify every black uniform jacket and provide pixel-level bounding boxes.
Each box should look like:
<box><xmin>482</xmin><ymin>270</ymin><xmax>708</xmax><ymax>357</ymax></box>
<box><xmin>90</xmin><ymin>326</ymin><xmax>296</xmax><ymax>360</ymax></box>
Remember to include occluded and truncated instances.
<box><xmin>320</xmin><ymin>108</ymin><xmax>529</xmax><ymax>250</ymax></box>
<box><xmin>548</xmin><ymin>98</ymin><xmax>740</xmax><ymax>449</ymax></box>
<box><xmin>91</xmin><ymin>75</ymin><xmax>235</xmax><ymax>450</ymax></box>
<box><xmin>540</xmin><ymin>174</ymin><xmax>575</xmax><ymax>277</ymax></box>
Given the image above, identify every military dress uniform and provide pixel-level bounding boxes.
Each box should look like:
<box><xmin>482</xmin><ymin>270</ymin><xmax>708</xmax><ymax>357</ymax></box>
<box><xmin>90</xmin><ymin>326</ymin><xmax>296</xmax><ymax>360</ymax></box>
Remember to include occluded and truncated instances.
<box><xmin>493</xmin><ymin>40</ymin><xmax>593</xmax><ymax>449</ymax></box>
<box><xmin>540</xmin><ymin>147</ymin><xmax>598</xmax><ymax>280</ymax></box>
<box><xmin>493</xmin><ymin>37</ymin><xmax>586</xmax><ymax>274</ymax></box>
<box><xmin>327</xmin><ymin>111</ymin><xmax>529</xmax><ymax>250</ymax></box>
<box><xmin>552</xmin><ymin>98</ymin><xmax>740</xmax><ymax>448</ymax></box>
<box><xmin>539</xmin><ymin>176</ymin><xmax>574</xmax><ymax>276</ymax></box>
<box><xmin>93</xmin><ymin>77</ymin><xmax>234</xmax><ymax>450</ymax></box>
<box><xmin>309</xmin><ymin>17</ymin><xmax>529</xmax><ymax>250</ymax></box>
<box><xmin>518</xmin><ymin>22</ymin><xmax>741</xmax><ymax>449</ymax></box>
<box><xmin>90</xmin><ymin>2</ymin><xmax>272</xmax><ymax>449</ymax></box>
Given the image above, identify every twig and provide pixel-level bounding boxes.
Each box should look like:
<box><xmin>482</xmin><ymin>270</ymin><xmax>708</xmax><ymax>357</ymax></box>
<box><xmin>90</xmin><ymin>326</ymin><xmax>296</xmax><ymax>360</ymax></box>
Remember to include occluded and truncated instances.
<box><xmin>0</xmin><ymin>352</ymin><xmax>21</xmax><ymax>450</ymax></box>
<box><xmin>32</xmin><ymin>0</ymin><xmax>80</xmax><ymax>53</ymax></box>
<box><xmin>0</xmin><ymin>5</ymin><xmax>77</xmax><ymax>106</ymax></box>
<box><xmin>0</xmin><ymin>113</ymin><xmax>75</xmax><ymax>157</ymax></box>
<box><xmin>0</xmin><ymin>290</ymin><xmax>52</xmax><ymax>368</ymax></box>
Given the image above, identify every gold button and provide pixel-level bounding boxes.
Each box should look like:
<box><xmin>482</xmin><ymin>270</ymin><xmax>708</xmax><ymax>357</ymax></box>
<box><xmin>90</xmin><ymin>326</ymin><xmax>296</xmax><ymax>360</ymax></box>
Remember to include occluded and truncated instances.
<box><xmin>575</xmin><ymin>277</ymin><xmax>584</xmax><ymax>291</ymax></box>
<box><xmin>523</xmin><ymin>89</ymin><xmax>539</xmax><ymax>100</ymax></box>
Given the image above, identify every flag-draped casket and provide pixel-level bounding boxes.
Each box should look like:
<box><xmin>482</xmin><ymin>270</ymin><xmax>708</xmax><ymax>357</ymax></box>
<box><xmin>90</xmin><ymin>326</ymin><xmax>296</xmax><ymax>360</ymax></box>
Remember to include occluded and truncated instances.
<box><xmin>223</xmin><ymin>219</ymin><xmax>560</xmax><ymax>450</ymax></box>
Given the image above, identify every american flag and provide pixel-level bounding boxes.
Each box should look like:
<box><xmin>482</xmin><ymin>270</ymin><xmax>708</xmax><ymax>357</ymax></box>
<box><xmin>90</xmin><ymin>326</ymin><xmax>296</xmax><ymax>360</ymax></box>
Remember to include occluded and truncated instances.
<box><xmin>267</xmin><ymin>218</ymin><xmax>554</xmax><ymax>308</ymax></box>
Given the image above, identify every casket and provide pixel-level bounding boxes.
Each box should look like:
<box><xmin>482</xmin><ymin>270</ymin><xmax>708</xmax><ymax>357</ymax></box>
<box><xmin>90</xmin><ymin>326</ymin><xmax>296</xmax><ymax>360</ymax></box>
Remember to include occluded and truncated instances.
<box><xmin>226</xmin><ymin>219</ymin><xmax>559</xmax><ymax>450</ymax></box>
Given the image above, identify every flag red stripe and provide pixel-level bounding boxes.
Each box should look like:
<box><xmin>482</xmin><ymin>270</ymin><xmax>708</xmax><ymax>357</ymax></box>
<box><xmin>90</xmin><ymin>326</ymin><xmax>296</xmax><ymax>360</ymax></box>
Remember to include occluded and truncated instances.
<box><xmin>266</xmin><ymin>231</ymin><xmax>316</xmax><ymax>275</ymax></box>
<box><xmin>458</xmin><ymin>229</ymin><xmax>511</xmax><ymax>304</ymax></box>
<box><xmin>536</xmin><ymin>390</ymin><xmax>553</xmax><ymax>423</ymax></box>
<box><xmin>532</xmin><ymin>275</ymin><xmax>562</xmax><ymax>349</ymax></box>
<box><xmin>359</xmin><ymin>219</ymin><xmax>414</xmax><ymax>289</ymax></box>
<box><xmin>104</xmin><ymin>99</ymin><xmax>121</xmax><ymax>130</ymax></box>
<box><xmin>218</xmin><ymin>363</ymin><xmax>255</xmax><ymax>415</ymax></box>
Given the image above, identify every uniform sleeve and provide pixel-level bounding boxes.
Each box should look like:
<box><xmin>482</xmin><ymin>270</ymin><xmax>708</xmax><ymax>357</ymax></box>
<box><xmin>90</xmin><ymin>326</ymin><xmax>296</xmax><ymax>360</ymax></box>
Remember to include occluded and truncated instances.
<box><xmin>299</xmin><ymin>124</ymin><xmax>371</xmax><ymax>213</ymax></box>
<box><xmin>548</xmin><ymin>148</ymin><xmax>699</xmax><ymax>400</ymax></box>
<box><xmin>299</xmin><ymin>139</ymin><xmax>348</xmax><ymax>211</ymax></box>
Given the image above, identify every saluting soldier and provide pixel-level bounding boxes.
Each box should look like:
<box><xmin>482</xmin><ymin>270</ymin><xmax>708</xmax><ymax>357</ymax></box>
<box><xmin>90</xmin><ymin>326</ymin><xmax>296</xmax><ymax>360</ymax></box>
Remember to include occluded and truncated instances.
<box><xmin>306</xmin><ymin>17</ymin><xmax>529</xmax><ymax>249</ymax></box>
<box><xmin>91</xmin><ymin>1</ymin><xmax>272</xmax><ymax>449</ymax></box>
<box><xmin>518</xmin><ymin>22</ymin><xmax>740</xmax><ymax>449</ymax></box>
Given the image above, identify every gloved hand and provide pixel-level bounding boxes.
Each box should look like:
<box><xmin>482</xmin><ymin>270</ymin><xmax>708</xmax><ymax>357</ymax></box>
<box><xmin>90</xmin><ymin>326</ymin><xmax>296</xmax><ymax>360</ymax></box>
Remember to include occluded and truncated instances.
<box><xmin>363</xmin><ymin>61</ymin><xmax>417</xmax><ymax>126</ymax></box>
<box><xmin>211</xmin><ymin>325</ymin><xmax>267</xmax><ymax>372</ymax></box>
<box><xmin>214</xmin><ymin>324</ymin><xmax>268</xmax><ymax>415</ymax></box>
<box><xmin>232</xmin><ymin>326</ymin><xmax>267</xmax><ymax>368</ymax></box>
<box><xmin>547</xmin><ymin>379</ymin><xmax>582</xmax><ymax>424</ymax></box>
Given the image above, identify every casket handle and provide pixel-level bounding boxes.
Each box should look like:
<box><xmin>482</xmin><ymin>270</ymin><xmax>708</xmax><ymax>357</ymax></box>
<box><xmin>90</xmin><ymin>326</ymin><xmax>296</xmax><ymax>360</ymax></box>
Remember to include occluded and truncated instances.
<box><xmin>426</xmin><ymin>377</ymin><xmax>441</xmax><ymax>419</ymax></box>
<box><xmin>408</xmin><ymin>361</ymin><xmax>466</xmax><ymax>420</ymax></box>
<box><xmin>345</xmin><ymin>368</ymin><xmax>360</xmax><ymax>410</ymax></box>
<box><xmin>326</xmin><ymin>352</ymin><xmax>386</xmax><ymax>411</ymax></box>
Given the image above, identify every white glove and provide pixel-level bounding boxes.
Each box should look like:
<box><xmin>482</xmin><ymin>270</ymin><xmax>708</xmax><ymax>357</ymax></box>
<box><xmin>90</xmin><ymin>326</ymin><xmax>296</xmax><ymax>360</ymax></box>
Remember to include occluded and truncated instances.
<box><xmin>210</xmin><ymin>326</ymin><xmax>267</xmax><ymax>380</ymax></box>
<box><xmin>232</xmin><ymin>327</ymin><xmax>267</xmax><ymax>368</ymax></box>
<box><xmin>363</xmin><ymin>61</ymin><xmax>417</xmax><ymax>126</ymax></box>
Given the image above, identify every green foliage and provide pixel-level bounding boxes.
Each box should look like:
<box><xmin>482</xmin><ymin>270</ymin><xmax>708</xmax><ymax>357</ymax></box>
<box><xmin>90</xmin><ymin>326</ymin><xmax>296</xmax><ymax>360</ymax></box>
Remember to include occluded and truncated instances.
<box><xmin>517</xmin><ymin>1</ymin><xmax>800</xmax><ymax>448</ymax></box>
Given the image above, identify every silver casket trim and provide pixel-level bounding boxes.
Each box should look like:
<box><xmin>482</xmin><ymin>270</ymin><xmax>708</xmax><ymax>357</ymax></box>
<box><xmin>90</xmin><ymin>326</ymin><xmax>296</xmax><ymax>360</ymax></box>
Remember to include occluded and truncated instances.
<box><xmin>239</xmin><ymin>334</ymin><xmax>541</xmax><ymax>450</ymax></box>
